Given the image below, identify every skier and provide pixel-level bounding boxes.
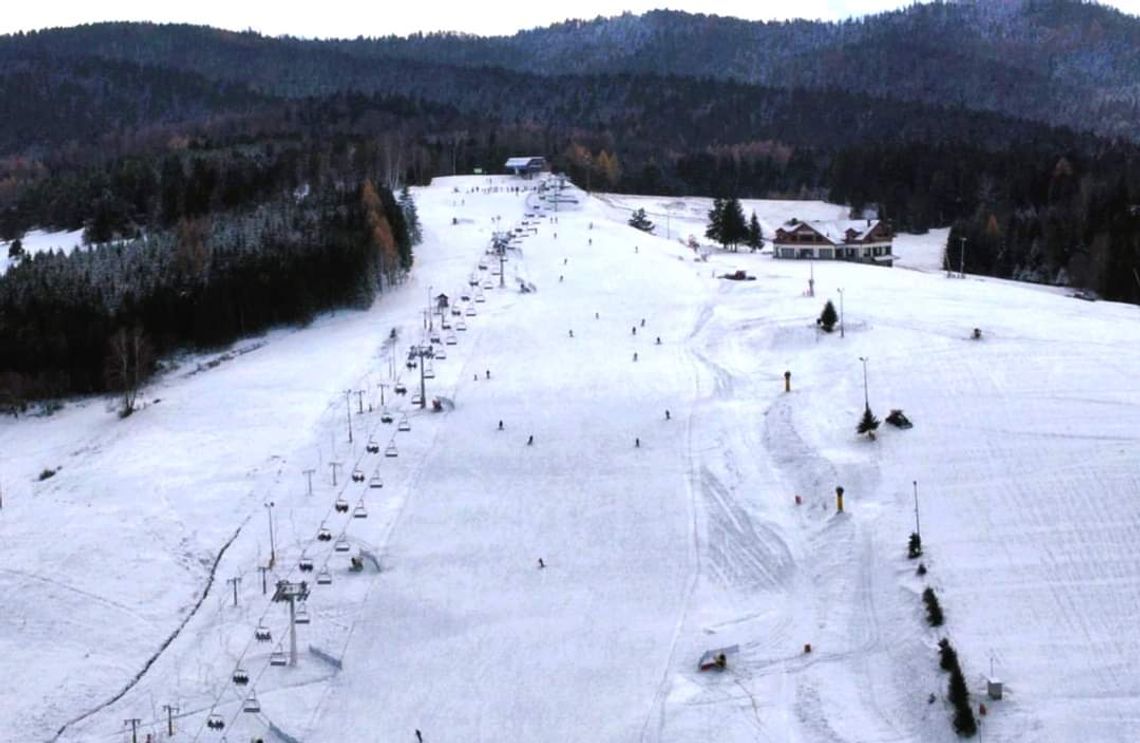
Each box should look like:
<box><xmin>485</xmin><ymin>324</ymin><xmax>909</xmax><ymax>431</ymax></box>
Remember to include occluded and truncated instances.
<box><xmin>559</xmin><ymin>275</ymin><xmax>564</xmax><ymax>282</ymax></box>
<box><xmin>635</xmin><ymin>437</ymin><xmax>640</xmax><ymax>448</ymax></box>
<box><xmin>563</xmin><ymin>258</ymin><xmax>568</xmax><ymax>265</ymax></box>
<box><xmin>538</xmin><ymin>558</ymin><xmax>545</xmax><ymax>569</ymax></box>
<box><xmin>416</xmin><ymin>731</ymin><xmax>423</xmax><ymax>743</ymax></box>
<box><xmin>665</xmin><ymin>410</ymin><xmax>671</xmax><ymax>420</ymax></box>
<box><xmin>569</xmin><ymin>329</ymin><xmax>574</xmax><ymax>338</ymax></box>
<box><xmin>640</xmin><ymin>318</ymin><xmax>646</xmax><ymax>327</ymax></box>
<box><xmin>595</xmin><ymin>312</ymin><xmax>599</xmax><ymax>319</ymax></box>
<box><xmin>498</xmin><ymin>420</ymin><xmax>504</xmax><ymax>431</ymax></box>
<box><xmin>486</xmin><ymin>369</ymin><xmax>491</xmax><ymax>379</ymax></box>
<box><xmin>527</xmin><ymin>435</ymin><xmax>534</xmax><ymax>446</ymax></box>
<box><xmin>655</xmin><ymin>336</ymin><xmax>661</xmax><ymax>345</ymax></box>
<box><xmin>474</xmin><ymin>374</ymin><xmax>478</xmax><ymax>381</ymax></box>
<box><xmin>632</xmin><ymin>326</ymin><xmax>637</xmax><ymax>335</ymax></box>
<box><xmin>633</xmin><ymin>352</ymin><xmax>638</xmax><ymax>362</ymax></box>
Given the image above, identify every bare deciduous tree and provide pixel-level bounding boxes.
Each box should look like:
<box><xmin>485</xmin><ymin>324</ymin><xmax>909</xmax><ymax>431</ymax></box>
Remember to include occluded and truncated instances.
<box><xmin>105</xmin><ymin>326</ymin><xmax>153</xmax><ymax>417</ymax></box>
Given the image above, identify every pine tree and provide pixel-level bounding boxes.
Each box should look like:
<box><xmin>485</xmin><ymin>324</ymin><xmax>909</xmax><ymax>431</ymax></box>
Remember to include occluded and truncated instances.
<box><xmin>722</xmin><ymin>197</ymin><xmax>748</xmax><ymax>250</ymax></box>
<box><xmin>747</xmin><ymin>211</ymin><xmax>763</xmax><ymax>251</ymax></box>
<box><xmin>819</xmin><ymin>300</ymin><xmax>838</xmax><ymax>332</ymax></box>
<box><xmin>857</xmin><ymin>406</ymin><xmax>880</xmax><ymax>437</ymax></box>
<box><xmin>908</xmin><ymin>531</ymin><xmax>923</xmax><ymax>559</ymax></box>
<box><xmin>398</xmin><ymin>185</ymin><xmax>422</xmax><ymax>246</ymax></box>
<box><xmin>922</xmin><ymin>587</ymin><xmax>944</xmax><ymax>626</ymax></box>
<box><xmin>705</xmin><ymin>197</ymin><xmax>725</xmax><ymax>246</ymax></box>
<box><xmin>8</xmin><ymin>238</ymin><xmax>23</xmax><ymax>259</ymax></box>
<box><xmin>628</xmin><ymin>208</ymin><xmax>655</xmax><ymax>233</ymax></box>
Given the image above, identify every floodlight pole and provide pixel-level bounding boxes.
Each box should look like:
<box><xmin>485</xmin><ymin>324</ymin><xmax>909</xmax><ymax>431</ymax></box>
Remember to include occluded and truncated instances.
<box><xmin>303</xmin><ymin>468</ymin><xmax>315</xmax><ymax>497</ymax></box>
<box><xmin>264</xmin><ymin>500</ymin><xmax>276</xmax><ymax>568</ymax></box>
<box><xmin>227</xmin><ymin>576</ymin><xmax>241</xmax><ymax>607</ymax></box>
<box><xmin>378</xmin><ymin>382</ymin><xmax>388</xmax><ymax>407</ymax></box>
<box><xmin>838</xmin><ymin>287</ymin><xmax>845</xmax><ymax>338</ymax></box>
<box><xmin>330</xmin><ymin>461</ymin><xmax>342</xmax><ymax>487</ymax></box>
<box><xmin>344</xmin><ymin>390</ymin><xmax>353</xmax><ymax>443</ymax></box>
<box><xmin>959</xmin><ymin>237</ymin><xmax>967</xmax><ymax>278</ymax></box>
<box><xmin>913</xmin><ymin>480</ymin><xmax>922</xmax><ymax>539</ymax></box>
<box><xmin>858</xmin><ymin>356</ymin><xmax>870</xmax><ymax>409</ymax></box>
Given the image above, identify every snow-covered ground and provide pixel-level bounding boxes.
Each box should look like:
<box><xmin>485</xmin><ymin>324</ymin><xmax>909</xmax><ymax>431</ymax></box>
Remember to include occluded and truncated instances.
<box><xmin>2</xmin><ymin>177</ymin><xmax>1138</xmax><ymax>742</ymax></box>
<box><xmin>0</xmin><ymin>228</ymin><xmax>85</xmax><ymax>275</ymax></box>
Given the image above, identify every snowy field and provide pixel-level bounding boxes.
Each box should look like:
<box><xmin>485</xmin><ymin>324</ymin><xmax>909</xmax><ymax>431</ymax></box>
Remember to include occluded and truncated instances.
<box><xmin>2</xmin><ymin>176</ymin><xmax>1138</xmax><ymax>742</ymax></box>
<box><xmin>0</xmin><ymin>228</ymin><xmax>85</xmax><ymax>275</ymax></box>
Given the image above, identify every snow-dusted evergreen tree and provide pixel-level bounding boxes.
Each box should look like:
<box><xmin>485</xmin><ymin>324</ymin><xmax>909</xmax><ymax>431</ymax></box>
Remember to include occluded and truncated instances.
<box><xmin>747</xmin><ymin>211</ymin><xmax>763</xmax><ymax>251</ymax></box>
<box><xmin>8</xmin><ymin>238</ymin><xmax>23</xmax><ymax>259</ymax></box>
<box><xmin>857</xmin><ymin>406</ymin><xmax>880</xmax><ymax>438</ymax></box>
<box><xmin>819</xmin><ymin>300</ymin><xmax>838</xmax><ymax>332</ymax></box>
<box><xmin>721</xmin><ymin>197</ymin><xmax>748</xmax><ymax>251</ymax></box>
<box><xmin>628</xmin><ymin>207</ymin><xmax>655</xmax><ymax>233</ymax></box>
<box><xmin>399</xmin><ymin>185</ymin><xmax>422</xmax><ymax>246</ymax></box>
<box><xmin>705</xmin><ymin>197</ymin><xmax>725</xmax><ymax>246</ymax></box>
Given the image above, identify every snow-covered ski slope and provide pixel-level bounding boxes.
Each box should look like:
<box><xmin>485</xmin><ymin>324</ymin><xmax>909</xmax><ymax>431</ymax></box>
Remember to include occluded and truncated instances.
<box><xmin>2</xmin><ymin>176</ymin><xmax>1138</xmax><ymax>742</ymax></box>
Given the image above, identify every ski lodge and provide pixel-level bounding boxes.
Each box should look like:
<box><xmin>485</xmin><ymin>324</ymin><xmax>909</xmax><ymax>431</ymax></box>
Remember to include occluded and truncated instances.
<box><xmin>772</xmin><ymin>218</ymin><xmax>894</xmax><ymax>266</ymax></box>
<box><xmin>504</xmin><ymin>156</ymin><xmax>548</xmax><ymax>178</ymax></box>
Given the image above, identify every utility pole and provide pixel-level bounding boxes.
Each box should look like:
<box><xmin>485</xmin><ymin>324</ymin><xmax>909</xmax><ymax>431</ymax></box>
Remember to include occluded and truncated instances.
<box><xmin>913</xmin><ymin>480</ymin><xmax>922</xmax><ymax>539</ymax></box>
<box><xmin>123</xmin><ymin>718</ymin><xmax>141</xmax><ymax>743</ymax></box>
<box><xmin>303</xmin><ymin>468</ymin><xmax>315</xmax><ymax>497</ymax></box>
<box><xmin>329</xmin><ymin>461</ymin><xmax>342</xmax><ymax>487</ymax></box>
<box><xmin>264</xmin><ymin>501</ymin><xmax>276</xmax><ymax>569</ymax></box>
<box><xmin>259</xmin><ymin>565</ymin><xmax>270</xmax><ymax>595</ymax></box>
<box><xmin>162</xmin><ymin>704</ymin><xmax>178</xmax><ymax>737</ymax></box>
<box><xmin>858</xmin><ymin>356</ymin><xmax>870</xmax><ymax>409</ymax></box>
<box><xmin>959</xmin><ymin>236</ymin><xmax>967</xmax><ymax>278</ymax></box>
<box><xmin>227</xmin><ymin>577</ymin><xmax>241</xmax><ymax>607</ymax></box>
<box><xmin>344</xmin><ymin>390</ymin><xmax>353</xmax><ymax>443</ymax></box>
<box><xmin>838</xmin><ymin>287</ymin><xmax>845</xmax><ymax>338</ymax></box>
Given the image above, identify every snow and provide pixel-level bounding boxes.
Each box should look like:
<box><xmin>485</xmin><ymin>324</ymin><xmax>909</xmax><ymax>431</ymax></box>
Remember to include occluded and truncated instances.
<box><xmin>2</xmin><ymin>176</ymin><xmax>1139</xmax><ymax>742</ymax></box>
<box><xmin>0</xmin><ymin>228</ymin><xmax>85</xmax><ymax>275</ymax></box>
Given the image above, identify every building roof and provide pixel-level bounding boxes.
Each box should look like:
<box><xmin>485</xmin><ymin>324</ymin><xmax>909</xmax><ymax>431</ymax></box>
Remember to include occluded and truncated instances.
<box><xmin>777</xmin><ymin>219</ymin><xmax>886</xmax><ymax>244</ymax></box>
<box><xmin>504</xmin><ymin>156</ymin><xmax>546</xmax><ymax>168</ymax></box>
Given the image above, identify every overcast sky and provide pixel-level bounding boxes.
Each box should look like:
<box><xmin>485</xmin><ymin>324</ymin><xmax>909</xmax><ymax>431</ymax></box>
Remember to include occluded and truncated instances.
<box><xmin>3</xmin><ymin>0</ymin><xmax>1139</xmax><ymax>38</ymax></box>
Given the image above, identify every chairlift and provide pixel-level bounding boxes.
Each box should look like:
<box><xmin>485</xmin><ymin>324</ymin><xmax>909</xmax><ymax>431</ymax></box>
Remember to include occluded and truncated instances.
<box><xmin>243</xmin><ymin>690</ymin><xmax>262</xmax><ymax>713</ymax></box>
<box><xmin>299</xmin><ymin>554</ymin><xmax>314</xmax><ymax>572</ymax></box>
<box><xmin>397</xmin><ymin>415</ymin><xmax>411</xmax><ymax>432</ymax></box>
<box><xmin>316</xmin><ymin>567</ymin><xmax>332</xmax><ymax>585</ymax></box>
<box><xmin>478</xmin><ymin>261</ymin><xmax>488</xmax><ymax>270</ymax></box>
<box><xmin>434</xmin><ymin>347</ymin><xmax>447</xmax><ymax>360</ymax></box>
<box><xmin>406</xmin><ymin>359</ymin><xmax>418</xmax><ymax>370</ymax></box>
<box><xmin>411</xmin><ymin>393</ymin><xmax>423</xmax><ymax>406</ymax></box>
<box><xmin>254</xmin><ymin>624</ymin><xmax>272</xmax><ymax>642</ymax></box>
<box><xmin>295</xmin><ymin>601</ymin><xmax>310</xmax><ymax>625</ymax></box>
<box><xmin>334</xmin><ymin>537</ymin><xmax>350</xmax><ymax>553</ymax></box>
<box><xmin>475</xmin><ymin>293</ymin><xmax>485</xmax><ymax>304</ymax></box>
<box><xmin>456</xmin><ymin>319</ymin><xmax>467</xmax><ymax>331</ymax></box>
<box><xmin>353</xmin><ymin>502</ymin><xmax>368</xmax><ymax>519</ymax></box>
<box><xmin>451</xmin><ymin>307</ymin><xmax>462</xmax><ymax>316</ymax></box>
<box><xmin>445</xmin><ymin>333</ymin><xmax>458</xmax><ymax>346</ymax></box>
<box><xmin>380</xmin><ymin>408</ymin><xmax>394</xmax><ymax>423</ymax></box>
<box><xmin>317</xmin><ymin>525</ymin><xmax>332</xmax><ymax>542</ymax></box>
<box><xmin>394</xmin><ymin>383</ymin><xmax>407</xmax><ymax>395</ymax></box>
<box><xmin>206</xmin><ymin>714</ymin><xmax>225</xmax><ymax>730</ymax></box>
<box><xmin>385</xmin><ymin>442</ymin><xmax>399</xmax><ymax>458</ymax></box>
<box><xmin>232</xmin><ymin>667</ymin><xmax>250</xmax><ymax>685</ymax></box>
<box><xmin>430</xmin><ymin>332</ymin><xmax>441</xmax><ymax>344</ymax></box>
<box><xmin>269</xmin><ymin>646</ymin><xmax>287</xmax><ymax>666</ymax></box>
<box><xmin>423</xmin><ymin>363</ymin><xmax>435</xmax><ymax>380</ymax></box>
<box><xmin>460</xmin><ymin>291</ymin><xmax>471</xmax><ymax>302</ymax></box>
<box><xmin>466</xmin><ymin>306</ymin><xmax>476</xmax><ymax>316</ymax></box>
<box><xmin>369</xmin><ymin>475</ymin><xmax>383</xmax><ymax>489</ymax></box>
<box><xmin>483</xmin><ymin>280</ymin><xmax>494</xmax><ymax>289</ymax></box>
<box><xmin>440</xmin><ymin>319</ymin><xmax>452</xmax><ymax>330</ymax></box>
<box><xmin>335</xmin><ymin>497</ymin><xmax>349</xmax><ymax>513</ymax></box>
<box><xmin>351</xmin><ymin>468</ymin><xmax>365</xmax><ymax>483</ymax></box>
<box><xmin>366</xmin><ymin>437</ymin><xmax>380</xmax><ymax>453</ymax></box>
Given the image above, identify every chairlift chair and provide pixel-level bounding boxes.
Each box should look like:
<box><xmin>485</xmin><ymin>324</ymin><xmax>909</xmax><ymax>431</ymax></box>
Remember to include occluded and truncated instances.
<box><xmin>478</xmin><ymin>261</ymin><xmax>488</xmax><ymax>270</ymax></box>
<box><xmin>366</xmin><ymin>437</ymin><xmax>380</xmax><ymax>453</ymax></box>
<box><xmin>380</xmin><ymin>409</ymin><xmax>394</xmax><ymax>423</ymax></box>
<box><xmin>317</xmin><ymin>525</ymin><xmax>332</xmax><ymax>542</ymax></box>
<box><xmin>466</xmin><ymin>306</ymin><xmax>476</xmax><ymax>316</ymax></box>
<box><xmin>295</xmin><ymin>601</ymin><xmax>310</xmax><ymax>625</ymax></box>
<box><xmin>440</xmin><ymin>319</ymin><xmax>451</xmax><ymax>330</ymax></box>
<box><xmin>353</xmin><ymin>502</ymin><xmax>368</xmax><ymax>519</ymax></box>
<box><xmin>475</xmin><ymin>293</ymin><xmax>485</xmax><ymax>303</ymax></box>
<box><xmin>434</xmin><ymin>347</ymin><xmax>447</xmax><ymax>360</ymax></box>
<box><xmin>351</xmin><ymin>468</ymin><xmax>365</xmax><ymax>483</ymax></box>
<box><xmin>394</xmin><ymin>383</ymin><xmax>408</xmax><ymax>395</ymax></box>
<box><xmin>269</xmin><ymin>646</ymin><xmax>287</xmax><ymax>666</ymax></box>
<box><xmin>460</xmin><ymin>291</ymin><xmax>471</xmax><ymax>302</ymax></box>
<box><xmin>243</xmin><ymin>690</ymin><xmax>262</xmax><ymax>713</ymax></box>
<box><xmin>385</xmin><ymin>442</ymin><xmax>399</xmax><ymax>458</ymax></box>
<box><xmin>397</xmin><ymin>415</ymin><xmax>411</xmax><ymax>432</ymax></box>
<box><xmin>206</xmin><ymin>714</ymin><xmax>225</xmax><ymax>730</ymax></box>
<box><xmin>369</xmin><ymin>475</ymin><xmax>383</xmax><ymax>489</ymax></box>
<box><xmin>254</xmin><ymin>624</ymin><xmax>271</xmax><ymax>642</ymax></box>
<box><xmin>411</xmin><ymin>393</ymin><xmax>423</xmax><ymax>406</ymax></box>
<box><xmin>316</xmin><ymin>567</ymin><xmax>332</xmax><ymax>585</ymax></box>
<box><xmin>445</xmin><ymin>333</ymin><xmax>458</xmax><ymax>345</ymax></box>
<box><xmin>299</xmin><ymin>554</ymin><xmax>314</xmax><ymax>572</ymax></box>
<box><xmin>483</xmin><ymin>280</ymin><xmax>494</xmax><ymax>289</ymax></box>
<box><xmin>334</xmin><ymin>537</ymin><xmax>350</xmax><ymax>553</ymax></box>
<box><xmin>233</xmin><ymin>667</ymin><xmax>250</xmax><ymax>685</ymax></box>
<box><xmin>430</xmin><ymin>332</ymin><xmax>441</xmax><ymax>344</ymax></box>
<box><xmin>456</xmin><ymin>319</ymin><xmax>467</xmax><ymax>331</ymax></box>
<box><xmin>335</xmin><ymin>497</ymin><xmax>349</xmax><ymax>513</ymax></box>
<box><xmin>423</xmin><ymin>363</ymin><xmax>435</xmax><ymax>380</ymax></box>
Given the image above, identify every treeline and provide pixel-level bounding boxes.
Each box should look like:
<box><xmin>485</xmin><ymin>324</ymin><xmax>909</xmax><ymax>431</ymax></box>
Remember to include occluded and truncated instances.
<box><xmin>0</xmin><ymin>180</ymin><xmax>412</xmax><ymax>405</ymax></box>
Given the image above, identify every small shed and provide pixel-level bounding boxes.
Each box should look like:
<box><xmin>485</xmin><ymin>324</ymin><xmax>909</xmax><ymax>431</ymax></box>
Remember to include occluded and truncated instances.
<box><xmin>435</xmin><ymin>293</ymin><xmax>450</xmax><ymax>309</ymax></box>
<box><xmin>698</xmin><ymin>644</ymin><xmax>739</xmax><ymax>671</ymax></box>
<box><xmin>987</xmin><ymin>677</ymin><xmax>1003</xmax><ymax>700</ymax></box>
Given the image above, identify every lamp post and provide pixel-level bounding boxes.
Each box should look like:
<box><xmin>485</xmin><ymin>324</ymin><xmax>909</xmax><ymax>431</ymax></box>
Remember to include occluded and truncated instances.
<box><xmin>264</xmin><ymin>501</ymin><xmax>276</xmax><ymax>568</ymax></box>
<box><xmin>838</xmin><ymin>287</ymin><xmax>845</xmax><ymax>338</ymax></box>
<box><xmin>858</xmin><ymin>356</ymin><xmax>870</xmax><ymax>409</ymax></box>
